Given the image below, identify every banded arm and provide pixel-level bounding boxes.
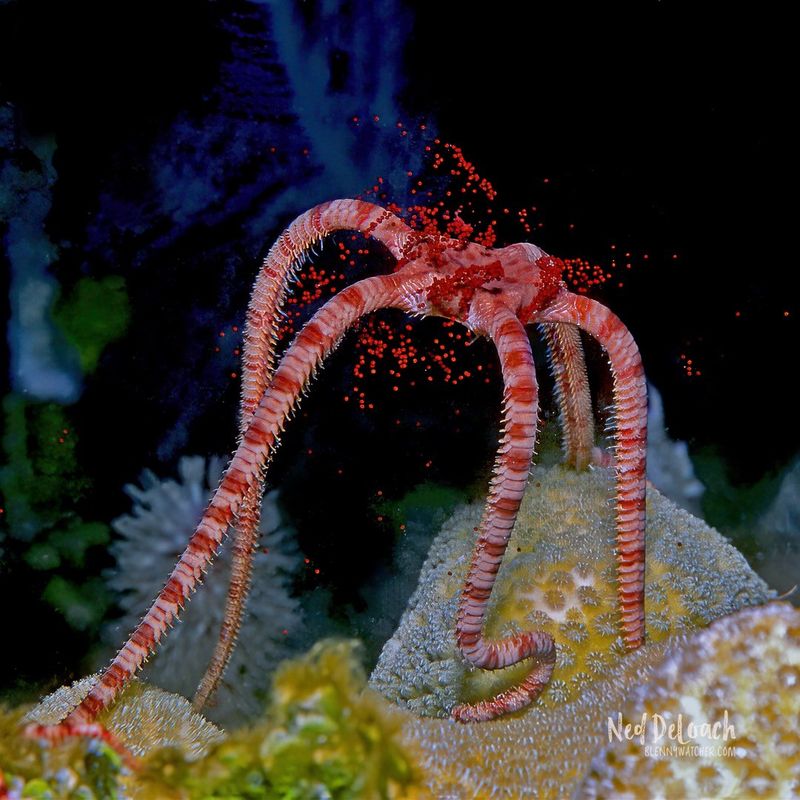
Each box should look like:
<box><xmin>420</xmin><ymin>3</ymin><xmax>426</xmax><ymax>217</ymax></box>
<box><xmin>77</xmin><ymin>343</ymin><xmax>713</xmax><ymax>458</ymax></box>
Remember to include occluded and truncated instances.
<box><xmin>539</xmin><ymin>322</ymin><xmax>594</xmax><ymax>470</ymax></box>
<box><xmin>191</xmin><ymin>485</ymin><xmax>261</xmax><ymax>711</ymax></box>
<box><xmin>26</xmin><ymin>272</ymin><xmax>430</xmax><ymax>736</ymax></box>
<box><xmin>452</xmin><ymin>295</ymin><xmax>556</xmax><ymax>722</ymax></box>
<box><xmin>194</xmin><ymin>201</ymin><xmax>415</xmax><ymax>710</ymax></box>
<box><xmin>536</xmin><ymin>292</ymin><xmax>647</xmax><ymax>648</ymax></box>
<box><xmin>242</xmin><ymin>199</ymin><xmax>414</xmax><ymax>416</ymax></box>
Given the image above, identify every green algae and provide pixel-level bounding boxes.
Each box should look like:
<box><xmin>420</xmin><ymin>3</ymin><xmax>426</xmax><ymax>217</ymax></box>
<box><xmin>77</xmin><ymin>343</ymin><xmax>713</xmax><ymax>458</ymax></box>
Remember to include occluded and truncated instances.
<box><xmin>0</xmin><ymin>396</ymin><xmax>90</xmax><ymax>539</ymax></box>
<box><xmin>0</xmin><ymin>395</ymin><xmax>112</xmax><ymax>638</ymax></box>
<box><xmin>52</xmin><ymin>276</ymin><xmax>131</xmax><ymax>376</ymax></box>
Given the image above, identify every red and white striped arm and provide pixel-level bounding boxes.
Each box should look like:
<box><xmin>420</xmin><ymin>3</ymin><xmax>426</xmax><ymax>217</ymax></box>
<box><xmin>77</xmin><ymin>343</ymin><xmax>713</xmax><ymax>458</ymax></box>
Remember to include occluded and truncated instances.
<box><xmin>191</xmin><ymin>481</ymin><xmax>261</xmax><ymax>711</ymax></box>
<box><xmin>193</xmin><ymin>201</ymin><xmax>415</xmax><ymax>709</ymax></box>
<box><xmin>535</xmin><ymin>292</ymin><xmax>647</xmax><ymax>648</ymax></box>
<box><xmin>52</xmin><ymin>272</ymin><xmax>429</xmax><ymax>730</ymax></box>
<box><xmin>242</xmin><ymin>199</ymin><xmax>413</xmax><ymax>417</ymax></box>
<box><xmin>452</xmin><ymin>295</ymin><xmax>556</xmax><ymax>722</ymax></box>
<box><xmin>23</xmin><ymin>721</ymin><xmax>139</xmax><ymax>769</ymax></box>
<box><xmin>539</xmin><ymin>321</ymin><xmax>595</xmax><ymax>470</ymax></box>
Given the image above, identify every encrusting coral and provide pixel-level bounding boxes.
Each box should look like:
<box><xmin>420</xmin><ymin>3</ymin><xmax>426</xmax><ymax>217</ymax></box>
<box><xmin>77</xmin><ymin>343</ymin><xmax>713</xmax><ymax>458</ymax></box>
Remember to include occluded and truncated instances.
<box><xmin>398</xmin><ymin>602</ymin><xmax>800</xmax><ymax>799</ymax></box>
<box><xmin>578</xmin><ymin>601</ymin><xmax>800</xmax><ymax>799</ymax></box>
<box><xmin>370</xmin><ymin>463</ymin><xmax>772</xmax><ymax>718</ymax></box>
<box><xmin>402</xmin><ymin>636</ymin><xmax>682</xmax><ymax>799</ymax></box>
<box><xmin>105</xmin><ymin>455</ymin><xmax>303</xmax><ymax>726</ymax></box>
<box><xmin>24</xmin><ymin>675</ymin><xmax>225</xmax><ymax>760</ymax></box>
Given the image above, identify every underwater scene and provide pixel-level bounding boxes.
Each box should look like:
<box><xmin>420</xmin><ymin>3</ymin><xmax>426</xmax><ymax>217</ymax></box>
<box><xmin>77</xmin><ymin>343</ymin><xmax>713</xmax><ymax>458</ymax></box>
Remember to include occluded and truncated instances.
<box><xmin>0</xmin><ymin>2</ymin><xmax>797</xmax><ymax>798</ymax></box>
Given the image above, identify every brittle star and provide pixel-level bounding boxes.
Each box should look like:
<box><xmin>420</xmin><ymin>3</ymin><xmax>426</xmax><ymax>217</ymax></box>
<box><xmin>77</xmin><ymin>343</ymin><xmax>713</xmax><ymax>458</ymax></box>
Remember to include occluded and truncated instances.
<box><xmin>26</xmin><ymin>199</ymin><xmax>646</xmax><ymax>751</ymax></box>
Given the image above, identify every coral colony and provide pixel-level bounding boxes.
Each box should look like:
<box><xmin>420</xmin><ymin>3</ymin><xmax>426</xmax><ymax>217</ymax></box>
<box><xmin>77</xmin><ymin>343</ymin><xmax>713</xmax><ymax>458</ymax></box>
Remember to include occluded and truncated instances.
<box><xmin>371</xmin><ymin>463</ymin><xmax>772</xmax><ymax>719</ymax></box>
<box><xmin>24</xmin><ymin>185</ymin><xmax>648</xmax><ymax>756</ymax></box>
<box><xmin>6</xmin><ymin>467</ymin><xmax>788</xmax><ymax>797</ymax></box>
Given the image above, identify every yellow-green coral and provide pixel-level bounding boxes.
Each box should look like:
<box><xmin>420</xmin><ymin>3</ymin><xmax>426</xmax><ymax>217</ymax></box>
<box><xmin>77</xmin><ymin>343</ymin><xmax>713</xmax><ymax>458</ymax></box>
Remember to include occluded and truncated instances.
<box><xmin>4</xmin><ymin>641</ymin><xmax>421</xmax><ymax>799</ymax></box>
<box><xmin>151</xmin><ymin>640</ymin><xmax>419</xmax><ymax>799</ymax></box>
<box><xmin>578</xmin><ymin>602</ymin><xmax>800</xmax><ymax>799</ymax></box>
<box><xmin>370</xmin><ymin>464</ymin><xmax>773</xmax><ymax>716</ymax></box>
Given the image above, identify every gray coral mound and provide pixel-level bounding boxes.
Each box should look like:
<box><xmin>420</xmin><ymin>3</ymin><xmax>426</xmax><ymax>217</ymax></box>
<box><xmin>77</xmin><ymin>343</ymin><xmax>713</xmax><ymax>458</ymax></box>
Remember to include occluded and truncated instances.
<box><xmin>370</xmin><ymin>463</ymin><xmax>773</xmax><ymax>718</ymax></box>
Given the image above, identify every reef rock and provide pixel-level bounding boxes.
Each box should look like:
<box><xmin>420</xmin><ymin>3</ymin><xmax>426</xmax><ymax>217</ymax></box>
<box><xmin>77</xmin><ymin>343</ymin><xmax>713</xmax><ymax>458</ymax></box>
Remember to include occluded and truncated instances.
<box><xmin>6</xmin><ymin>466</ymin><xmax>784</xmax><ymax>799</ymax></box>
<box><xmin>370</xmin><ymin>464</ymin><xmax>772</xmax><ymax>719</ymax></box>
<box><xmin>10</xmin><ymin>602</ymin><xmax>794</xmax><ymax>798</ymax></box>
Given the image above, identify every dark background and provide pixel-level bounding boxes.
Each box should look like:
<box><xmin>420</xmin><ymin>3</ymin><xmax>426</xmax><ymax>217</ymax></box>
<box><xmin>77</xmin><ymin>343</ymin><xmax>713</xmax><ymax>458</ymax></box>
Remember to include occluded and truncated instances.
<box><xmin>406</xmin><ymin>1</ymin><xmax>796</xmax><ymax>472</ymax></box>
<box><xmin>1</xmin><ymin>1</ymin><xmax>796</xmax><ymax>693</ymax></box>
